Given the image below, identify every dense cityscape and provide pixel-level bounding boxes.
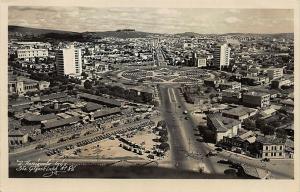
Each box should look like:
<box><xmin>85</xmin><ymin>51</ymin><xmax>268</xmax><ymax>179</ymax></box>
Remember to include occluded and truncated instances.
<box><xmin>8</xmin><ymin>15</ymin><xmax>294</xmax><ymax>179</ymax></box>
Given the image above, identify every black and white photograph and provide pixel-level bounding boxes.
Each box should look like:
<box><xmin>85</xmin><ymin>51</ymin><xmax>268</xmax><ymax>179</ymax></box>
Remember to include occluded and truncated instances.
<box><xmin>4</xmin><ymin>1</ymin><xmax>297</xmax><ymax>184</ymax></box>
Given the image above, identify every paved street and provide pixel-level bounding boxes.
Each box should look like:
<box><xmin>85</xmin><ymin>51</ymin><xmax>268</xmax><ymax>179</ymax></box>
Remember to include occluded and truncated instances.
<box><xmin>158</xmin><ymin>84</ymin><xmax>220</xmax><ymax>173</ymax></box>
<box><xmin>158</xmin><ymin>84</ymin><xmax>294</xmax><ymax>179</ymax></box>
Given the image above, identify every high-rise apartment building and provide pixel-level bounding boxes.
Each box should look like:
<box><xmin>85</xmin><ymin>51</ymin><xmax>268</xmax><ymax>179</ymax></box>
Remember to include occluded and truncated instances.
<box><xmin>213</xmin><ymin>44</ymin><xmax>230</xmax><ymax>70</ymax></box>
<box><xmin>56</xmin><ymin>45</ymin><xmax>82</xmax><ymax>76</ymax></box>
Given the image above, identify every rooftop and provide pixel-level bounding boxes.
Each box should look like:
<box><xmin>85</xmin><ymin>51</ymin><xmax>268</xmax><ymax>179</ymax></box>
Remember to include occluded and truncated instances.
<box><xmin>93</xmin><ymin>108</ymin><xmax>121</xmax><ymax>118</ymax></box>
<box><xmin>56</xmin><ymin>96</ymin><xmax>79</xmax><ymax>104</ymax></box>
<box><xmin>8</xmin><ymin>129</ymin><xmax>27</xmax><ymax>136</ymax></box>
<box><xmin>78</xmin><ymin>92</ymin><xmax>121</xmax><ymax>107</ymax></box>
<box><xmin>40</xmin><ymin>93</ymin><xmax>68</xmax><ymax>101</ymax></box>
<box><xmin>9</xmin><ymin>99</ymin><xmax>33</xmax><ymax>107</ymax></box>
<box><xmin>83</xmin><ymin>102</ymin><xmax>103</xmax><ymax>112</ymax></box>
<box><xmin>207</xmin><ymin>113</ymin><xmax>241</xmax><ymax>132</ymax></box>
<box><xmin>9</xmin><ymin>76</ymin><xmax>38</xmax><ymax>83</ymax></box>
<box><xmin>243</xmin><ymin>91</ymin><xmax>270</xmax><ymax>97</ymax></box>
<box><xmin>256</xmin><ymin>135</ymin><xmax>285</xmax><ymax>145</ymax></box>
<box><xmin>241</xmin><ymin>164</ymin><xmax>270</xmax><ymax>179</ymax></box>
<box><xmin>223</xmin><ymin>106</ymin><xmax>257</xmax><ymax>117</ymax></box>
<box><xmin>23</xmin><ymin>113</ymin><xmax>57</xmax><ymax>122</ymax></box>
<box><xmin>281</xmin><ymin>99</ymin><xmax>294</xmax><ymax>106</ymax></box>
<box><xmin>239</xmin><ymin>130</ymin><xmax>255</xmax><ymax>140</ymax></box>
<box><xmin>42</xmin><ymin>116</ymin><xmax>80</xmax><ymax>130</ymax></box>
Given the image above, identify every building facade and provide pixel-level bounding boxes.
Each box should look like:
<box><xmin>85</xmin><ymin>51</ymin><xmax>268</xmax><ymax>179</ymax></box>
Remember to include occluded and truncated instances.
<box><xmin>271</xmin><ymin>78</ymin><xmax>292</xmax><ymax>89</ymax></box>
<box><xmin>256</xmin><ymin>136</ymin><xmax>285</xmax><ymax>159</ymax></box>
<box><xmin>207</xmin><ymin>113</ymin><xmax>241</xmax><ymax>143</ymax></box>
<box><xmin>8</xmin><ymin>76</ymin><xmax>50</xmax><ymax>95</ymax></box>
<box><xmin>222</xmin><ymin>89</ymin><xmax>242</xmax><ymax>104</ymax></box>
<box><xmin>219</xmin><ymin>81</ymin><xmax>241</xmax><ymax>90</ymax></box>
<box><xmin>242</xmin><ymin>91</ymin><xmax>270</xmax><ymax>108</ymax></box>
<box><xmin>213</xmin><ymin>44</ymin><xmax>230</xmax><ymax>70</ymax></box>
<box><xmin>267</xmin><ymin>68</ymin><xmax>283</xmax><ymax>80</ymax></box>
<box><xmin>222</xmin><ymin>106</ymin><xmax>257</xmax><ymax>121</ymax></box>
<box><xmin>197</xmin><ymin>58</ymin><xmax>207</xmax><ymax>68</ymax></box>
<box><xmin>8</xmin><ymin>130</ymin><xmax>29</xmax><ymax>146</ymax></box>
<box><xmin>16</xmin><ymin>48</ymin><xmax>48</xmax><ymax>59</ymax></box>
<box><xmin>56</xmin><ymin>45</ymin><xmax>82</xmax><ymax>76</ymax></box>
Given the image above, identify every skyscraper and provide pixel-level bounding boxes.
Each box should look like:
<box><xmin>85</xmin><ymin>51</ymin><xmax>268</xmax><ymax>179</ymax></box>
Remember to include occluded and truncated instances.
<box><xmin>213</xmin><ymin>44</ymin><xmax>230</xmax><ymax>70</ymax></box>
<box><xmin>56</xmin><ymin>45</ymin><xmax>82</xmax><ymax>76</ymax></box>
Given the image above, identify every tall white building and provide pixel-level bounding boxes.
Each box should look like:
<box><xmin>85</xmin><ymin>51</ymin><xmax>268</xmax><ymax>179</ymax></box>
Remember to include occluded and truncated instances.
<box><xmin>56</xmin><ymin>45</ymin><xmax>82</xmax><ymax>76</ymax></box>
<box><xmin>213</xmin><ymin>44</ymin><xmax>230</xmax><ymax>70</ymax></box>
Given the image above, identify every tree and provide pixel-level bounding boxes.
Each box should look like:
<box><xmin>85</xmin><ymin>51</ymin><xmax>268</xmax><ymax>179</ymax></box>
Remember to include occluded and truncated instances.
<box><xmin>276</xmin><ymin>128</ymin><xmax>287</xmax><ymax>141</ymax></box>
<box><xmin>159</xmin><ymin>136</ymin><xmax>168</xmax><ymax>143</ymax></box>
<box><xmin>205</xmin><ymin>87</ymin><xmax>214</xmax><ymax>94</ymax></box>
<box><xmin>159</xmin><ymin>130</ymin><xmax>168</xmax><ymax>137</ymax></box>
<box><xmin>67</xmin><ymin>84</ymin><xmax>75</xmax><ymax>90</ymax></box>
<box><xmin>261</xmin><ymin>125</ymin><xmax>275</xmax><ymax>136</ymax></box>
<box><xmin>269</xmin><ymin>120</ymin><xmax>281</xmax><ymax>128</ymax></box>
<box><xmin>256</xmin><ymin>119</ymin><xmax>266</xmax><ymax>130</ymax></box>
<box><xmin>248</xmin><ymin>143</ymin><xmax>261</xmax><ymax>157</ymax></box>
<box><xmin>159</xmin><ymin>142</ymin><xmax>170</xmax><ymax>151</ymax></box>
<box><xmin>9</xmin><ymin>93</ymin><xmax>19</xmax><ymax>100</ymax></box>
<box><xmin>84</xmin><ymin>80</ymin><xmax>92</xmax><ymax>89</ymax></box>
<box><xmin>81</xmin><ymin>72</ymin><xmax>88</xmax><ymax>78</ymax></box>
<box><xmin>243</xmin><ymin>119</ymin><xmax>256</xmax><ymax>130</ymax></box>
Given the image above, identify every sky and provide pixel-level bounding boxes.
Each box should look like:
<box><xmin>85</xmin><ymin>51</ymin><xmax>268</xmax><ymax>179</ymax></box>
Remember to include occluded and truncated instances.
<box><xmin>8</xmin><ymin>6</ymin><xmax>294</xmax><ymax>34</ymax></box>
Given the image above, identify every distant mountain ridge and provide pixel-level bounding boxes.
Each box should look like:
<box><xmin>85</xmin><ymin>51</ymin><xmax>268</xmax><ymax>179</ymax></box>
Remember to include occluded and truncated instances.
<box><xmin>9</xmin><ymin>25</ymin><xmax>293</xmax><ymax>40</ymax></box>
<box><xmin>8</xmin><ymin>25</ymin><xmax>79</xmax><ymax>35</ymax></box>
<box><xmin>9</xmin><ymin>25</ymin><xmax>155</xmax><ymax>39</ymax></box>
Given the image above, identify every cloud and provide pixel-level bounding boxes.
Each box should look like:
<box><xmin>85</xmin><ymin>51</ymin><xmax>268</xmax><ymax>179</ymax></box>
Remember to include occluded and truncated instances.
<box><xmin>8</xmin><ymin>7</ymin><xmax>293</xmax><ymax>33</ymax></box>
<box><xmin>224</xmin><ymin>17</ymin><xmax>241</xmax><ymax>24</ymax></box>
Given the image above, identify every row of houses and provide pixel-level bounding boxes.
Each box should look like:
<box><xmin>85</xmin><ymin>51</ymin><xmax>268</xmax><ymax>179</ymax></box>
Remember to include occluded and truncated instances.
<box><xmin>205</xmin><ymin>105</ymin><xmax>291</xmax><ymax>159</ymax></box>
<box><xmin>222</xmin><ymin>90</ymin><xmax>270</xmax><ymax>108</ymax></box>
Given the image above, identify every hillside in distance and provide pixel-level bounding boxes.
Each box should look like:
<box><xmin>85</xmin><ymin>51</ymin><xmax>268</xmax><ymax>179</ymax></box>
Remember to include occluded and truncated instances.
<box><xmin>9</xmin><ymin>25</ymin><xmax>155</xmax><ymax>40</ymax></box>
<box><xmin>8</xmin><ymin>25</ymin><xmax>79</xmax><ymax>35</ymax></box>
<box><xmin>9</xmin><ymin>25</ymin><xmax>293</xmax><ymax>41</ymax></box>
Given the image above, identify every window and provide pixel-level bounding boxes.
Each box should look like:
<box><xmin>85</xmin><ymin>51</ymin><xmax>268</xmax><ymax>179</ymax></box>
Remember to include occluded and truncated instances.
<box><xmin>266</xmin><ymin>146</ymin><xmax>268</xmax><ymax>150</ymax></box>
<box><xmin>265</xmin><ymin>153</ymin><xmax>268</xmax><ymax>157</ymax></box>
<box><xmin>280</xmin><ymin>146</ymin><xmax>282</xmax><ymax>150</ymax></box>
<box><xmin>279</xmin><ymin>152</ymin><xmax>282</xmax><ymax>156</ymax></box>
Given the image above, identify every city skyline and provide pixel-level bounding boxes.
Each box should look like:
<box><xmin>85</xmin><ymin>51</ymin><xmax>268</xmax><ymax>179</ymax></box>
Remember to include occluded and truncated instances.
<box><xmin>9</xmin><ymin>6</ymin><xmax>294</xmax><ymax>34</ymax></box>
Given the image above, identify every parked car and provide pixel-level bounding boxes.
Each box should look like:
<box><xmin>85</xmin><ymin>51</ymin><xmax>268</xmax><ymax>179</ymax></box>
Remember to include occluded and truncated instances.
<box><xmin>217</xmin><ymin>159</ymin><xmax>232</xmax><ymax>164</ymax></box>
<box><xmin>206</xmin><ymin>151</ymin><xmax>217</xmax><ymax>157</ymax></box>
<box><xmin>147</xmin><ymin>154</ymin><xmax>154</xmax><ymax>159</ymax></box>
<box><xmin>261</xmin><ymin>158</ymin><xmax>270</xmax><ymax>162</ymax></box>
